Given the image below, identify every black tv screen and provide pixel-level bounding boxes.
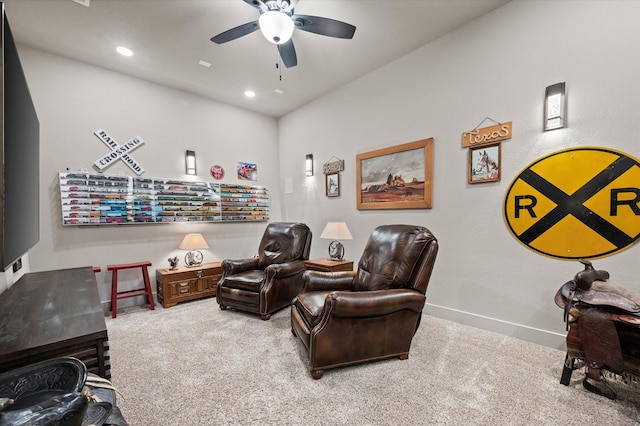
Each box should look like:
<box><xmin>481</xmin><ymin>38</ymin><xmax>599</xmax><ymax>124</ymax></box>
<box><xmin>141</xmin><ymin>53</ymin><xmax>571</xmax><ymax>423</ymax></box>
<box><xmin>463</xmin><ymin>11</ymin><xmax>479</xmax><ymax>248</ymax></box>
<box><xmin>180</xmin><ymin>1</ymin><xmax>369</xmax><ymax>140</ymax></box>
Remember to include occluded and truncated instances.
<box><xmin>1</xmin><ymin>6</ymin><xmax>40</xmax><ymax>270</ymax></box>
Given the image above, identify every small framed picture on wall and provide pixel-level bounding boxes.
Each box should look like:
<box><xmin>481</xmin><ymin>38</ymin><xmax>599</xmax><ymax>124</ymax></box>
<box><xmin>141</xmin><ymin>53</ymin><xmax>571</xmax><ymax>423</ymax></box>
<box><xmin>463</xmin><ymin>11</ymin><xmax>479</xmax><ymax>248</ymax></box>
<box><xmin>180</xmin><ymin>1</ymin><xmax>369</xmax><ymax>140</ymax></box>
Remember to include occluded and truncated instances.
<box><xmin>237</xmin><ymin>162</ymin><xmax>257</xmax><ymax>181</ymax></box>
<box><xmin>326</xmin><ymin>173</ymin><xmax>340</xmax><ymax>197</ymax></box>
<box><xmin>468</xmin><ymin>143</ymin><xmax>501</xmax><ymax>184</ymax></box>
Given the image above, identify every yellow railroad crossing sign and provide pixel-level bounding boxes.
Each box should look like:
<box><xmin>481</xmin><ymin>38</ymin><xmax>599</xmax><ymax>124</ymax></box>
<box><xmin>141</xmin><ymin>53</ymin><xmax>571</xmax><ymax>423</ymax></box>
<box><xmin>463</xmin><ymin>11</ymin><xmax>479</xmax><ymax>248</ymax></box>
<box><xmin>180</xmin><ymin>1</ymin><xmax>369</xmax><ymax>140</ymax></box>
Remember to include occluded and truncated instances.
<box><xmin>503</xmin><ymin>147</ymin><xmax>640</xmax><ymax>259</ymax></box>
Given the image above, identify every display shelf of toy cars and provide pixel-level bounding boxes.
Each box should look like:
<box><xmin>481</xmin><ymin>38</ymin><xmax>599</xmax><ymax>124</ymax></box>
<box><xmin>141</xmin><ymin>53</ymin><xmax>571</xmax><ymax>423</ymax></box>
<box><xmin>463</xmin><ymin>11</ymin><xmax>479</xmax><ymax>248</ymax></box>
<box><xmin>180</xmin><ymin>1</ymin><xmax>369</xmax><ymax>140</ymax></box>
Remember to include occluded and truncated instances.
<box><xmin>219</xmin><ymin>184</ymin><xmax>269</xmax><ymax>221</ymax></box>
<box><xmin>153</xmin><ymin>179</ymin><xmax>220</xmax><ymax>223</ymax></box>
<box><xmin>59</xmin><ymin>171</ymin><xmax>269</xmax><ymax>225</ymax></box>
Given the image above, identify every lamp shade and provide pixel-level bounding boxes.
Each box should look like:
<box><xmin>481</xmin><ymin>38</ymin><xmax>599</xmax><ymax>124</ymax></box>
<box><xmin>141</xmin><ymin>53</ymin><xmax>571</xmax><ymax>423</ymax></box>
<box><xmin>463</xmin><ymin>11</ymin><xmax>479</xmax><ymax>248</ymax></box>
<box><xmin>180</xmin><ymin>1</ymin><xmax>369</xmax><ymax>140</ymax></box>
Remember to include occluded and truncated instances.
<box><xmin>178</xmin><ymin>233</ymin><xmax>209</xmax><ymax>250</ymax></box>
<box><xmin>320</xmin><ymin>222</ymin><xmax>353</xmax><ymax>241</ymax></box>
<box><xmin>259</xmin><ymin>11</ymin><xmax>294</xmax><ymax>44</ymax></box>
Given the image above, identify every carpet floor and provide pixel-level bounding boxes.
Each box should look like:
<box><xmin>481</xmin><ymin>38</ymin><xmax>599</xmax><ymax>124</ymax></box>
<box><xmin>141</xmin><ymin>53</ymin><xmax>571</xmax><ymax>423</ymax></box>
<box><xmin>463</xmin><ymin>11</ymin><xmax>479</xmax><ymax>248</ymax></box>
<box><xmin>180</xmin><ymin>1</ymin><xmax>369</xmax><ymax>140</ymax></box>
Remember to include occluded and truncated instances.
<box><xmin>105</xmin><ymin>298</ymin><xmax>640</xmax><ymax>425</ymax></box>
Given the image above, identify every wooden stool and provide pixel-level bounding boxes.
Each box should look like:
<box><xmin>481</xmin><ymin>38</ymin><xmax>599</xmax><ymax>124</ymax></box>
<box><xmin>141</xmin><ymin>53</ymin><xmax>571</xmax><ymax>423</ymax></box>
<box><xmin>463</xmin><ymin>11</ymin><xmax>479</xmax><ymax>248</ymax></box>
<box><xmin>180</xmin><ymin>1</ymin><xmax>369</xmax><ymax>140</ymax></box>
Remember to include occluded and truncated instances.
<box><xmin>107</xmin><ymin>261</ymin><xmax>154</xmax><ymax>318</ymax></box>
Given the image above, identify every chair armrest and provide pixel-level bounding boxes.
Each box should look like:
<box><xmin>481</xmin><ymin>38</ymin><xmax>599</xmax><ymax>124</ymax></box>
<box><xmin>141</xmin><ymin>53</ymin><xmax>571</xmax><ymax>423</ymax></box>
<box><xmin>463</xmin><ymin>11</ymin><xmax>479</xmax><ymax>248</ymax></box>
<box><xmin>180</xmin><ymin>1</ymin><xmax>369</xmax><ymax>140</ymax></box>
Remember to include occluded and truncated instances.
<box><xmin>326</xmin><ymin>289</ymin><xmax>426</xmax><ymax>318</ymax></box>
<box><xmin>221</xmin><ymin>257</ymin><xmax>259</xmax><ymax>276</ymax></box>
<box><xmin>302</xmin><ymin>270</ymin><xmax>356</xmax><ymax>292</ymax></box>
<box><xmin>264</xmin><ymin>259</ymin><xmax>306</xmax><ymax>280</ymax></box>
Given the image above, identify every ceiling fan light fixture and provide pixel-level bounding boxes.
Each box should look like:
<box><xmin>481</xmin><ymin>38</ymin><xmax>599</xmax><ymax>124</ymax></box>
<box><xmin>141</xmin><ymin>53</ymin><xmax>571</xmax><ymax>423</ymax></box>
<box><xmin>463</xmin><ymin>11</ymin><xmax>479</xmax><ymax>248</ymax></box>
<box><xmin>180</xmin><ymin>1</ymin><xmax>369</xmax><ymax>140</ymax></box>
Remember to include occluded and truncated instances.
<box><xmin>259</xmin><ymin>11</ymin><xmax>294</xmax><ymax>44</ymax></box>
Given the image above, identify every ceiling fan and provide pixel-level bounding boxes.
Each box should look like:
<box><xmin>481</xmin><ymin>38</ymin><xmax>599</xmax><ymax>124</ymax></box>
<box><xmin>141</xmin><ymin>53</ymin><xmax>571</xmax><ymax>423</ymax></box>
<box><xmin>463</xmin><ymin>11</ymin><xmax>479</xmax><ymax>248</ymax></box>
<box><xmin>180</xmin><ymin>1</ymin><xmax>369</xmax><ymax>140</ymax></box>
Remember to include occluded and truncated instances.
<box><xmin>210</xmin><ymin>0</ymin><xmax>356</xmax><ymax>68</ymax></box>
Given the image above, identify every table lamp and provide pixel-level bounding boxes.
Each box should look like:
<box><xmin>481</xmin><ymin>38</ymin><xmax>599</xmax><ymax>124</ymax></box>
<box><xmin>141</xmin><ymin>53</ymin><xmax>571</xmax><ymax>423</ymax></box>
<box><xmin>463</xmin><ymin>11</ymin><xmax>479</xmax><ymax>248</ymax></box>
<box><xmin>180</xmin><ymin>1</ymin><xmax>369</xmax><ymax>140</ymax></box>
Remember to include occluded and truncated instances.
<box><xmin>179</xmin><ymin>233</ymin><xmax>209</xmax><ymax>267</ymax></box>
<box><xmin>320</xmin><ymin>222</ymin><xmax>353</xmax><ymax>261</ymax></box>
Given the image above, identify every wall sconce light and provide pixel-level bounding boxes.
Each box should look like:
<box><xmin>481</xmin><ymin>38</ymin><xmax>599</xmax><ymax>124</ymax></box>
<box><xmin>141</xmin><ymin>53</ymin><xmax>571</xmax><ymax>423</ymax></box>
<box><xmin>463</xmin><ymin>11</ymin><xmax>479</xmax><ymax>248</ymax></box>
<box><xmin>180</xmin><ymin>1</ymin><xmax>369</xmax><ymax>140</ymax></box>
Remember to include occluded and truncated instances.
<box><xmin>178</xmin><ymin>233</ymin><xmax>209</xmax><ymax>267</ymax></box>
<box><xmin>306</xmin><ymin>154</ymin><xmax>314</xmax><ymax>177</ymax></box>
<box><xmin>544</xmin><ymin>82</ymin><xmax>566</xmax><ymax>131</ymax></box>
<box><xmin>185</xmin><ymin>150</ymin><xmax>196</xmax><ymax>175</ymax></box>
<box><xmin>320</xmin><ymin>222</ymin><xmax>353</xmax><ymax>260</ymax></box>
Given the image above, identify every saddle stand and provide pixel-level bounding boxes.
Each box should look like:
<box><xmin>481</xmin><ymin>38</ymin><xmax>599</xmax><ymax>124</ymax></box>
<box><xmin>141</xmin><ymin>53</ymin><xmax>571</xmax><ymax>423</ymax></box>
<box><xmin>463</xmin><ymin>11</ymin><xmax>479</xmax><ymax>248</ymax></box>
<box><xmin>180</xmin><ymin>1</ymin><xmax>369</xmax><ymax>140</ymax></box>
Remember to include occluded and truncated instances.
<box><xmin>555</xmin><ymin>259</ymin><xmax>640</xmax><ymax>399</ymax></box>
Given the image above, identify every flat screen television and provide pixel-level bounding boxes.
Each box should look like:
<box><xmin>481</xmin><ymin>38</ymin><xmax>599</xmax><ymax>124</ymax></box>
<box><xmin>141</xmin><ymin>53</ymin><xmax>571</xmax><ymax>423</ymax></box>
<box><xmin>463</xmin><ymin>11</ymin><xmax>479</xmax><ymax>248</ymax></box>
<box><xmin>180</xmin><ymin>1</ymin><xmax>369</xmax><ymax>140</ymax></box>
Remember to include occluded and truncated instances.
<box><xmin>0</xmin><ymin>4</ymin><xmax>40</xmax><ymax>270</ymax></box>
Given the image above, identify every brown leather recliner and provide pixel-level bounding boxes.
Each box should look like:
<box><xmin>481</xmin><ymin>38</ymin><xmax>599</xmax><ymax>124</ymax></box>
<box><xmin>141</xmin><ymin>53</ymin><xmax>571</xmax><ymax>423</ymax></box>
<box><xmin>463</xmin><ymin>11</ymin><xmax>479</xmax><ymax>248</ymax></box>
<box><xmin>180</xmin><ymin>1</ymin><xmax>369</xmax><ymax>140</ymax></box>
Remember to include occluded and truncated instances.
<box><xmin>217</xmin><ymin>222</ymin><xmax>312</xmax><ymax>320</ymax></box>
<box><xmin>291</xmin><ymin>224</ymin><xmax>438</xmax><ymax>379</ymax></box>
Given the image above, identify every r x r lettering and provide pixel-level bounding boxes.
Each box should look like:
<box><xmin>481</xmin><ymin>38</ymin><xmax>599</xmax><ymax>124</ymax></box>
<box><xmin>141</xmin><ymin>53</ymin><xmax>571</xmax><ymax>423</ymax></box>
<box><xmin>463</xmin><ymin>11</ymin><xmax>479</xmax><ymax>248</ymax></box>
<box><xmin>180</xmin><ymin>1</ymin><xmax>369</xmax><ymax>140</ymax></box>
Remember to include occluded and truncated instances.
<box><xmin>516</xmin><ymin>156</ymin><xmax>636</xmax><ymax>247</ymax></box>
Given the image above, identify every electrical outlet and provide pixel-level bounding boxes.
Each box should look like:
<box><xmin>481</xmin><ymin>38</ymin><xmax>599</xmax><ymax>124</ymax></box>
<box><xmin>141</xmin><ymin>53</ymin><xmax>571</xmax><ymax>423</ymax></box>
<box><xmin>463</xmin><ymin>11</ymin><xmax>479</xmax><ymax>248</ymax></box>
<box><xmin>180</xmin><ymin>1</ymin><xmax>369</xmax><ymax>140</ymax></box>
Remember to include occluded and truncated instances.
<box><xmin>12</xmin><ymin>258</ymin><xmax>22</xmax><ymax>273</ymax></box>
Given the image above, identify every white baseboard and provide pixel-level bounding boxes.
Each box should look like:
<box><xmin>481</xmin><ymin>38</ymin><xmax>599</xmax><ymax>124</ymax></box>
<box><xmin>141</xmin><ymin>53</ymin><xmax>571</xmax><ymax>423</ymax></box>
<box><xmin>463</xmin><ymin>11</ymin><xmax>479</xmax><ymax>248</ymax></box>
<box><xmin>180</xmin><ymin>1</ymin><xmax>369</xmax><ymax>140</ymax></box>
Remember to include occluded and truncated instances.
<box><xmin>424</xmin><ymin>303</ymin><xmax>566</xmax><ymax>351</ymax></box>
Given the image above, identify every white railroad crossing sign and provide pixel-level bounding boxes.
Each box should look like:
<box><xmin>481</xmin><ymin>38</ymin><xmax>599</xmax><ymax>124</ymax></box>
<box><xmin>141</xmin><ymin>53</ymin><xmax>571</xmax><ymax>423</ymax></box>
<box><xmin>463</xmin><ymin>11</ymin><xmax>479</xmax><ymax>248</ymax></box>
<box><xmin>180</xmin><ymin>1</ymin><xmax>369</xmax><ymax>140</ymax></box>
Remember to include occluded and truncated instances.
<box><xmin>93</xmin><ymin>129</ymin><xmax>145</xmax><ymax>175</ymax></box>
<box><xmin>503</xmin><ymin>147</ymin><xmax>640</xmax><ymax>260</ymax></box>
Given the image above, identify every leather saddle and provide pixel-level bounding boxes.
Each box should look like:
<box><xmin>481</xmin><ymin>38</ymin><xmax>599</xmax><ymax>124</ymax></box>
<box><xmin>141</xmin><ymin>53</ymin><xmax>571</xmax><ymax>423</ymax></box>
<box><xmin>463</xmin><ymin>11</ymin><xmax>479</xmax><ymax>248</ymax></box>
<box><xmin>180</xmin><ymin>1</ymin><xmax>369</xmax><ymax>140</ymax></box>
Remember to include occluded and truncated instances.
<box><xmin>555</xmin><ymin>259</ymin><xmax>640</xmax><ymax>399</ymax></box>
<box><xmin>0</xmin><ymin>357</ymin><xmax>128</xmax><ymax>426</ymax></box>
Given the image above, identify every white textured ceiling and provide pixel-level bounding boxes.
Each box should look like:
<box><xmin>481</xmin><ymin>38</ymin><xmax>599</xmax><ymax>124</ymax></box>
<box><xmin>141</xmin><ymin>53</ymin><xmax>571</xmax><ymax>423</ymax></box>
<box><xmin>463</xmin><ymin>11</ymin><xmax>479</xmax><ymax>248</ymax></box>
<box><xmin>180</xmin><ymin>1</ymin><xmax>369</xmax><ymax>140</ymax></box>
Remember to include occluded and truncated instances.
<box><xmin>2</xmin><ymin>0</ymin><xmax>510</xmax><ymax>118</ymax></box>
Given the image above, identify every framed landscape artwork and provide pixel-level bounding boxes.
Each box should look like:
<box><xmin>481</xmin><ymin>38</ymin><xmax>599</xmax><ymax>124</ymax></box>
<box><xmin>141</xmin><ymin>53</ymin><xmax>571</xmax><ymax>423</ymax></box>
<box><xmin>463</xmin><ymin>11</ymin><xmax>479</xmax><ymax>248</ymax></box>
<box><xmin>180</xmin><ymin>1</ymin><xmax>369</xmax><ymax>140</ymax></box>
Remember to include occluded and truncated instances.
<box><xmin>468</xmin><ymin>143</ymin><xmax>501</xmax><ymax>183</ymax></box>
<box><xmin>356</xmin><ymin>138</ymin><xmax>433</xmax><ymax>210</ymax></box>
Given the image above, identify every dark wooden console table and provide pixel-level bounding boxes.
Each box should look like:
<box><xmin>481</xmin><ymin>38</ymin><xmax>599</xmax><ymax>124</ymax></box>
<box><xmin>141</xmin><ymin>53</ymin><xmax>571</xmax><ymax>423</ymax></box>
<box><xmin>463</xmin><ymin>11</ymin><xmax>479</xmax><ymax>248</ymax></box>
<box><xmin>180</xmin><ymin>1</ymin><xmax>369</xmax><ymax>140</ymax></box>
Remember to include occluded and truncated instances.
<box><xmin>0</xmin><ymin>267</ymin><xmax>110</xmax><ymax>378</ymax></box>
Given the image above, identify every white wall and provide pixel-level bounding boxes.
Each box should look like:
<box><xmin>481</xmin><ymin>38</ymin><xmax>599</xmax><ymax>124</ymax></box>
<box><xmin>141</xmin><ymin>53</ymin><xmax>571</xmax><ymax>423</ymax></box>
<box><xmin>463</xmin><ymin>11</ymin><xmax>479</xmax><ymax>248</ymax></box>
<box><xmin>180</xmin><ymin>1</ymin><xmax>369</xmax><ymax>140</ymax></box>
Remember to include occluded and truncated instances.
<box><xmin>0</xmin><ymin>255</ymin><xmax>28</xmax><ymax>294</ymax></box>
<box><xmin>278</xmin><ymin>0</ymin><xmax>640</xmax><ymax>349</ymax></box>
<box><xmin>17</xmin><ymin>47</ymin><xmax>282</xmax><ymax>305</ymax></box>
<box><xmin>10</xmin><ymin>1</ymin><xmax>640</xmax><ymax>349</ymax></box>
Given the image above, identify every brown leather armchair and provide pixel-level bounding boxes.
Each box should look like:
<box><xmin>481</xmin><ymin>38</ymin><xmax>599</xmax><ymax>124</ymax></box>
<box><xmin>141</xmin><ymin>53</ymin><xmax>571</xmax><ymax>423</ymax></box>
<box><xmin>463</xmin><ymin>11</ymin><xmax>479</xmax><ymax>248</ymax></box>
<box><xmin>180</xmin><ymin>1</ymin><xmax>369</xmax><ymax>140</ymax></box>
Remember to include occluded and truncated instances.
<box><xmin>217</xmin><ymin>222</ymin><xmax>312</xmax><ymax>320</ymax></box>
<box><xmin>291</xmin><ymin>224</ymin><xmax>438</xmax><ymax>379</ymax></box>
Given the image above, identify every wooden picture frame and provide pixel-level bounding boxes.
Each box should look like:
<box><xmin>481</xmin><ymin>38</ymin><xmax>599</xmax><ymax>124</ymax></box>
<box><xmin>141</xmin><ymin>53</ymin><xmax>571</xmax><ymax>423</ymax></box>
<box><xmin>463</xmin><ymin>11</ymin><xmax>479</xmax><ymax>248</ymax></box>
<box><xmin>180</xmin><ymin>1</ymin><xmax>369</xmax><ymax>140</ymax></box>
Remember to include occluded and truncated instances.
<box><xmin>326</xmin><ymin>173</ymin><xmax>340</xmax><ymax>197</ymax></box>
<box><xmin>356</xmin><ymin>138</ymin><xmax>433</xmax><ymax>210</ymax></box>
<box><xmin>468</xmin><ymin>143</ymin><xmax>501</xmax><ymax>183</ymax></box>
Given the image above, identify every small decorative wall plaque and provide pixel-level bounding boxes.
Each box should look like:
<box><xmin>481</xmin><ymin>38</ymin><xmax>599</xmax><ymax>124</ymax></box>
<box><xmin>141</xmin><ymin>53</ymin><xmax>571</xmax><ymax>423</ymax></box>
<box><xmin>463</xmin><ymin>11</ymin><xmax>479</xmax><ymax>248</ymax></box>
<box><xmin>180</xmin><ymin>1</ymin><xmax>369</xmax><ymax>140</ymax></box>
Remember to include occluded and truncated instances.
<box><xmin>323</xmin><ymin>157</ymin><xmax>345</xmax><ymax>174</ymax></box>
<box><xmin>462</xmin><ymin>119</ymin><xmax>512</xmax><ymax>148</ymax></box>
<box><xmin>210</xmin><ymin>165</ymin><xmax>225</xmax><ymax>180</ymax></box>
<box><xmin>93</xmin><ymin>129</ymin><xmax>146</xmax><ymax>175</ymax></box>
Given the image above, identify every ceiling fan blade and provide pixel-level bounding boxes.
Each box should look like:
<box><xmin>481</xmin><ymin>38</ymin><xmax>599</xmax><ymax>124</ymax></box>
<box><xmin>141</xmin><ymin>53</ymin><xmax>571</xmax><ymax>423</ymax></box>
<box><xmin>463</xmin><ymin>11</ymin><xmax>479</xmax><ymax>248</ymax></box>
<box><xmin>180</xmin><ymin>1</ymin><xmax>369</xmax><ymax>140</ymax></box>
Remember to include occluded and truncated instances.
<box><xmin>292</xmin><ymin>14</ymin><xmax>356</xmax><ymax>39</ymax></box>
<box><xmin>277</xmin><ymin>40</ymin><xmax>298</xmax><ymax>68</ymax></box>
<box><xmin>211</xmin><ymin>21</ymin><xmax>260</xmax><ymax>44</ymax></box>
<box><xmin>242</xmin><ymin>0</ymin><xmax>267</xmax><ymax>13</ymax></box>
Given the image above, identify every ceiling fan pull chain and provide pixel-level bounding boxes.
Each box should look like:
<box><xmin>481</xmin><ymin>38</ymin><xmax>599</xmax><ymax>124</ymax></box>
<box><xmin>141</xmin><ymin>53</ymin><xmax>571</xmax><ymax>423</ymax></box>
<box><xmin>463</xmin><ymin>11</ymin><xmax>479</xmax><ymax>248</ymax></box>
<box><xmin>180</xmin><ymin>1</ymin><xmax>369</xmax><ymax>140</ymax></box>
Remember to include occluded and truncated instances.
<box><xmin>275</xmin><ymin>46</ymin><xmax>283</xmax><ymax>81</ymax></box>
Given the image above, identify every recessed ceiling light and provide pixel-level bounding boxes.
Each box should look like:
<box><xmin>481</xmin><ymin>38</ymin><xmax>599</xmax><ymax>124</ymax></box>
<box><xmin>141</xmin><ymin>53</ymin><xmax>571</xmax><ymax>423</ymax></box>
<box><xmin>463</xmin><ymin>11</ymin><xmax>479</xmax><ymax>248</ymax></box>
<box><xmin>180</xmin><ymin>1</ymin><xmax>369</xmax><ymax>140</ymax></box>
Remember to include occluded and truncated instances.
<box><xmin>198</xmin><ymin>60</ymin><xmax>211</xmax><ymax>68</ymax></box>
<box><xmin>274</xmin><ymin>89</ymin><xmax>284</xmax><ymax>94</ymax></box>
<box><xmin>244</xmin><ymin>90</ymin><xmax>256</xmax><ymax>98</ymax></box>
<box><xmin>116</xmin><ymin>46</ymin><xmax>133</xmax><ymax>57</ymax></box>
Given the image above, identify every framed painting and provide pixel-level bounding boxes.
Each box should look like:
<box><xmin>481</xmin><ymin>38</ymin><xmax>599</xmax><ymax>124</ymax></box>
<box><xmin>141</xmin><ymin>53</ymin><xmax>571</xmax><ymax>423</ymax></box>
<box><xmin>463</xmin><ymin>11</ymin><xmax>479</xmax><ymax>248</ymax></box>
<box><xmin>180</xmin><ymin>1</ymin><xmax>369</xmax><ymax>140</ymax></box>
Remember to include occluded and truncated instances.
<box><xmin>326</xmin><ymin>173</ymin><xmax>340</xmax><ymax>197</ymax></box>
<box><xmin>356</xmin><ymin>138</ymin><xmax>433</xmax><ymax>210</ymax></box>
<box><xmin>237</xmin><ymin>161</ymin><xmax>257</xmax><ymax>181</ymax></box>
<box><xmin>468</xmin><ymin>143</ymin><xmax>501</xmax><ymax>183</ymax></box>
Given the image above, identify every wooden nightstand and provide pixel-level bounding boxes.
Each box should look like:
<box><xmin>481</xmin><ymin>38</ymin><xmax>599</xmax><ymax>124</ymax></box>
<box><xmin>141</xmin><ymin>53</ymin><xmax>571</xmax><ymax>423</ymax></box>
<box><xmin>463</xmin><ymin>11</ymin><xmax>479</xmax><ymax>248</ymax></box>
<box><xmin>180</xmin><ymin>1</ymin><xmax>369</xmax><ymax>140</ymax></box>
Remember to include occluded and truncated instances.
<box><xmin>156</xmin><ymin>261</ymin><xmax>222</xmax><ymax>308</ymax></box>
<box><xmin>304</xmin><ymin>258</ymin><xmax>354</xmax><ymax>272</ymax></box>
